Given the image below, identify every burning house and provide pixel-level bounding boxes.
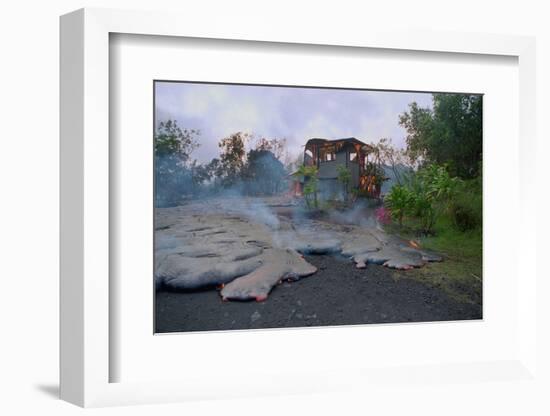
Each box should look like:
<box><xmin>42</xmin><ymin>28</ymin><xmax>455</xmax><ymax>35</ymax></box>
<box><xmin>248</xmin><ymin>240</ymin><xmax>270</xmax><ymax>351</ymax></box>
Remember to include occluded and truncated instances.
<box><xmin>291</xmin><ymin>137</ymin><xmax>384</xmax><ymax>199</ymax></box>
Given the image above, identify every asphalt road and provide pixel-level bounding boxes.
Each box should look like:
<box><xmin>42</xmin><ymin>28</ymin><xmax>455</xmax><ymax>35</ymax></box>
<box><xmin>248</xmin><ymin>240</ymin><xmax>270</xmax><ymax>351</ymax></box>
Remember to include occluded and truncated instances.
<box><xmin>155</xmin><ymin>254</ymin><xmax>482</xmax><ymax>333</ymax></box>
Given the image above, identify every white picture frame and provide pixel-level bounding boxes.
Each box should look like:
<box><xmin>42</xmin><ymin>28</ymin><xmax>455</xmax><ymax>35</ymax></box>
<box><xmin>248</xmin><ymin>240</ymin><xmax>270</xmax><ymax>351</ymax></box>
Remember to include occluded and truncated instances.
<box><xmin>60</xmin><ymin>7</ymin><xmax>538</xmax><ymax>407</ymax></box>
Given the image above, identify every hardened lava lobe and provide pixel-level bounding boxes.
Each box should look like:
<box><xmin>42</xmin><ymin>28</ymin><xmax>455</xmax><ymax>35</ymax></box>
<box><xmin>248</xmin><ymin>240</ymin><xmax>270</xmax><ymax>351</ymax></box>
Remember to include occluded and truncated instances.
<box><xmin>154</xmin><ymin>196</ymin><xmax>441</xmax><ymax>301</ymax></box>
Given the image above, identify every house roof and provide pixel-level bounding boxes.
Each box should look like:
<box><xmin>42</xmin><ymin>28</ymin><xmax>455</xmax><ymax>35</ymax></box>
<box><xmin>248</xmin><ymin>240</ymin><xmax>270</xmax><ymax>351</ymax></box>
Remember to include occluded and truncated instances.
<box><xmin>305</xmin><ymin>137</ymin><xmax>374</xmax><ymax>151</ymax></box>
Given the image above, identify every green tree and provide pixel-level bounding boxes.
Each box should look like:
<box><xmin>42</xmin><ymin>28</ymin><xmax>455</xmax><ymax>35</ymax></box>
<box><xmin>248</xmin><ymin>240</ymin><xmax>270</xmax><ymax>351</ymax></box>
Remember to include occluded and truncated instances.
<box><xmin>155</xmin><ymin>120</ymin><xmax>200</xmax><ymax>163</ymax></box>
<box><xmin>336</xmin><ymin>164</ymin><xmax>352</xmax><ymax>203</ymax></box>
<box><xmin>399</xmin><ymin>94</ymin><xmax>482</xmax><ymax>179</ymax></box>
<box><xmin>218</xmin><ymin>132</ymin><xmax>249</xmax><ymax>187</ymax></box>
<box><xmin>297</xmin><ymin>165</ymin><xmax>319</xmax><ymax>209</ymax></box>
<box><xmin>154</xmin><ymin>120</ymin><xmax>200</xmax><ymax>206</ymax></box>
<box><xmin>385</xmin><ymin>185</ymin><xmax>412</xmax><ymax>227</ymax></box>
<box><xmin>386</xmin><ymin>164</ymin><xmax>463</xmax><ymax>233</ymax></box>
<box><xmin>418</xmin><ymin>164</ymin><xmax>460</xmax><ymax>204</ymax></box>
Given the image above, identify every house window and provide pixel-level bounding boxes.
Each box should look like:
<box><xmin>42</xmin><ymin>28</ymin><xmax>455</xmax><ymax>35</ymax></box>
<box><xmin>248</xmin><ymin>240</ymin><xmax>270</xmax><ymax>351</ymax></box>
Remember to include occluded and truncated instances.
<box><xmin>349</xmin><ymin>152</ymin><xmax>357</xmax><ymax>162</ymax></box>
<box><xmin>319</xmin><ymin>146</ymin><xmax>336</xmax><ymax>162</ymax></box>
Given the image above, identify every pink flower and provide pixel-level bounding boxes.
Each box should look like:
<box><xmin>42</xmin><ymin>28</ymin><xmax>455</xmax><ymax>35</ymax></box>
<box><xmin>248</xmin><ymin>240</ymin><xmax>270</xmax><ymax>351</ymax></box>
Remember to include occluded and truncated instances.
<box><xmin>375</xmin><ymin>206</ymin><xmax>391</xmax><ymax>225</ymax></box>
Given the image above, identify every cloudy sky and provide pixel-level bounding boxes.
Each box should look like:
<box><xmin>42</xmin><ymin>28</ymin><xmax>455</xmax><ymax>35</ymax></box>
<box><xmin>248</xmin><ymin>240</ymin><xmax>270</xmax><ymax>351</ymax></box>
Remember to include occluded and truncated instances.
<box><xmin>155</xmin><ymin>82</ymin><xmax>433</xmax><ymax>164</ymax></box>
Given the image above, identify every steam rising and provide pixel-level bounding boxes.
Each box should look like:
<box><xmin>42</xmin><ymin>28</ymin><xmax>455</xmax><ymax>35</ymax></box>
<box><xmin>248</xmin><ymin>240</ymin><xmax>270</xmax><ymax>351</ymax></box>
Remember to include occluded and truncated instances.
<box><xmin>155</xmin><ymin>193</ymin><xmax>442</xmax><ymax>301</ymax></box>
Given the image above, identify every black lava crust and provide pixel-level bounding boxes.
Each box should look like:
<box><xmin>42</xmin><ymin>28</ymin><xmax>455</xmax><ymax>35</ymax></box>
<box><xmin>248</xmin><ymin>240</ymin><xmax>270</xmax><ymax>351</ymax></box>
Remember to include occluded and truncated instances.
<box><xmin>155</xmin><ymin>254</ymin><xmax>482</xmax><ymax>333</ymax></box>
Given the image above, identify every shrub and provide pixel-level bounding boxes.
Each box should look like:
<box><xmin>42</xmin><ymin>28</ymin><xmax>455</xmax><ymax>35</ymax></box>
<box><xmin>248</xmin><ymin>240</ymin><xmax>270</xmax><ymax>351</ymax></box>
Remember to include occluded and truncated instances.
<box><xmin>336</xmin><ymin>164</ymin><xmax>352</xmax><ymax>203</ymax></box>
<box><xmin>385</xmin><ymin>185</ymin><xmax>413</xmax><ymax>226</ymax></box>
<box><xmin>297</xmin><ymin>165</ymin><xmax>319</xmax><ymax>209</ymax></box>
<box><xmin>385</xmin><ymin>164</ymin><xmax>477</xmax><ymax>235</ymax></box>
<box><xmin>375</xmin><ymin>206</ymin><xmax>391</xmax><ymax>224</ymax></box>
<box><xmin>449</xmin><ymin>180</ymin><xmax>482</xmax><ymax>231</ymax></box>
<box><xmin>418</xmin><ymin>164</ymin><xmax>460</xmax><ymax>204</ymax></box>
<box><xmin>413</xmin><ymin>164</ymin><xmax>463</xmax><ymax>233</ymax></box>
<box><xmin>409</xmin><ymin>189</ymin><xmax>436</xmax><ymax>233</ymax></box>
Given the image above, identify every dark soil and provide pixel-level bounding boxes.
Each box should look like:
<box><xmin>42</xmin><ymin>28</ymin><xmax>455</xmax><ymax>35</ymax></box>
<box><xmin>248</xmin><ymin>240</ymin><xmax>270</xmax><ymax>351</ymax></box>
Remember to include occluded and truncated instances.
<box><xmin>155</xmin><ymin>254</ymin><xmax>482</xmax><ymax>333</ymax></box>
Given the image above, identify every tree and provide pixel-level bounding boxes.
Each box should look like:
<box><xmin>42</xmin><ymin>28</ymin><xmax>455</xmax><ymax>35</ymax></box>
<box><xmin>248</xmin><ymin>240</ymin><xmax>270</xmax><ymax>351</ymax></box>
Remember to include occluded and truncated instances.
<box><xmin>336</xmin><ymin>165</ymin><xmax>352</xmax><ymax>203</ymax></box>
<box><xmin>398</xmin><ymin>102</ymin><xmax>434</xmax><ymax>166</ymax></box>
<box><xmin>384</xmin><ymin>185</ymin><xmax>412</xmax><ymax>227</ymax></box>
<box><xmin>205</xmin><ymin>158</ymin><xmax>223</xmax><ymax>185</ymax></box>
<box><xmin>369</xmin><ymin>138</ymin><xmax>412</xmax><ymax>186</ymax></box>
<box><xmin>190</xmin><ymin>160</ymin><xmax>213</xmax><ymax>193</ymax></box>
<box><xmin>385</xmin><ymin>164</ymin><xmax>463</xmax><ymax>233</ymax></box>
<box><xmin>399</xmin><ymin>94</ymin><xmax>482</xmax><ymax>179</ymax></box>
<box><xmin>154</xmin><ymin>120</ymin><xmax>200</xmax><ymax>206</ymax></box>
<box><xmin>155</xmin><ymin>120</ymin><xmax>200</xmax><ymax>163</ymax></box>
<box><xmin>253</xmin><ymin>137</ymin><xmax>287</xmax><ymax>160</ymax></box>
<box><xmin>242</xmin><ymin>149</ymin><xmax>287</xmax><ymax>195</ymax></box>
<box><xmin>218</xmin><ymin>132</ymin><xmax>249</xmax><ymax>187</ymax></box>
<box><xmin>297</xmin><ymin>165</ymin><xmax>319</xmax><ymax>209</ymax></box>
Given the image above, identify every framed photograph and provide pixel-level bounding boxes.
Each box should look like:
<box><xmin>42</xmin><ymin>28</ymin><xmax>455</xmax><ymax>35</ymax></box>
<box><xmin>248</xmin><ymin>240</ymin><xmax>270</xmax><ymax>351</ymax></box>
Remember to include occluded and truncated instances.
<box><xmin>60</xmin><ymin>8</ymin><xmax>538</xmax><ymax>407</ymax></box>
<box><xmin>152</xmin><ymin>81</ymin><xmax>483</xmax><ymax>334</ymax></box>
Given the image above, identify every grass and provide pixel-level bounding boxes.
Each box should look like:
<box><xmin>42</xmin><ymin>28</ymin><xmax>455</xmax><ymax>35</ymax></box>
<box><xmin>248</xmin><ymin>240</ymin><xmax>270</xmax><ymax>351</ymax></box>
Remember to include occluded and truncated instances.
<box><xmin>388</xmin><ymin>216</ymin><xmax>482</xmax><ymax>305</ymax></box>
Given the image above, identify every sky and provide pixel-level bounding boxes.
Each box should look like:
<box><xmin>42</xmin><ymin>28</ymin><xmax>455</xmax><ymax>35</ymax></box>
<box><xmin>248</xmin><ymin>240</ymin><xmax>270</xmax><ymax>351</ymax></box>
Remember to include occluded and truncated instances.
<box><xmin>154</xmin><ymin>82</ymin><xmax>434</xmax><ymax>164</ymax></box>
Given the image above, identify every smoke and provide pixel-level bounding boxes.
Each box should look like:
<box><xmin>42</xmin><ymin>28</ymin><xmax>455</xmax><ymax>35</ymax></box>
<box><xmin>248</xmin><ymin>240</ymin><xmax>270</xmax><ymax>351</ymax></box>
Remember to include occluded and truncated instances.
<box><xmin>327</xmin><ymin>199</ymin><xmax>379</xmax><ymax>228</ymax></box>
<box><xmin>221</xmin><ymin>193</ymin><xmax>281</xmax><ymax>230</ymax></box>
<box><xmin>155</xmin><ymin>148</ymin><xmax>289</xmax><ymax>208</ymax></box>
<box><xmin>155</xmin><ymin>149</ymin><xmax>383</xmax><ymax>261</ymax></box>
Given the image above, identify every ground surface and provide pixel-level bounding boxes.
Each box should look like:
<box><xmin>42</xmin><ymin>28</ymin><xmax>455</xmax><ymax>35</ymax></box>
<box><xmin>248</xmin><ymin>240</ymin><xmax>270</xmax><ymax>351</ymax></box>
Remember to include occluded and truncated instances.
<box><xmin>155</xmin><ymin>253</ymin><xmax>482</xmax><ymax>333</ymax></box>
<box><xmin>155</xmin><ymin>196</ymin><xmax>482</xmax><ymax>332</ymax></box>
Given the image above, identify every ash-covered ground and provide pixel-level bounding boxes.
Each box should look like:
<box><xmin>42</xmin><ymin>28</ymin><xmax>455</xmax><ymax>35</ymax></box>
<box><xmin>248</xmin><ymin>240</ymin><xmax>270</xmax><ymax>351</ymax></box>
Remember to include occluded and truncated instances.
<box><xmin>154</xmin><ymin>196</ymin><xmax>482</xmax><ymax>332</ymax></box>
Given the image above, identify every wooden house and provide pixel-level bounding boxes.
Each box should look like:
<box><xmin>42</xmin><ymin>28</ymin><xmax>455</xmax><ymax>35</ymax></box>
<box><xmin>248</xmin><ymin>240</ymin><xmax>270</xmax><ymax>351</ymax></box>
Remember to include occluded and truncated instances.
<box><xmin>291</xmin><ymin>137</ymin><xmax>383</xmax><ymax>199</ymax></box>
